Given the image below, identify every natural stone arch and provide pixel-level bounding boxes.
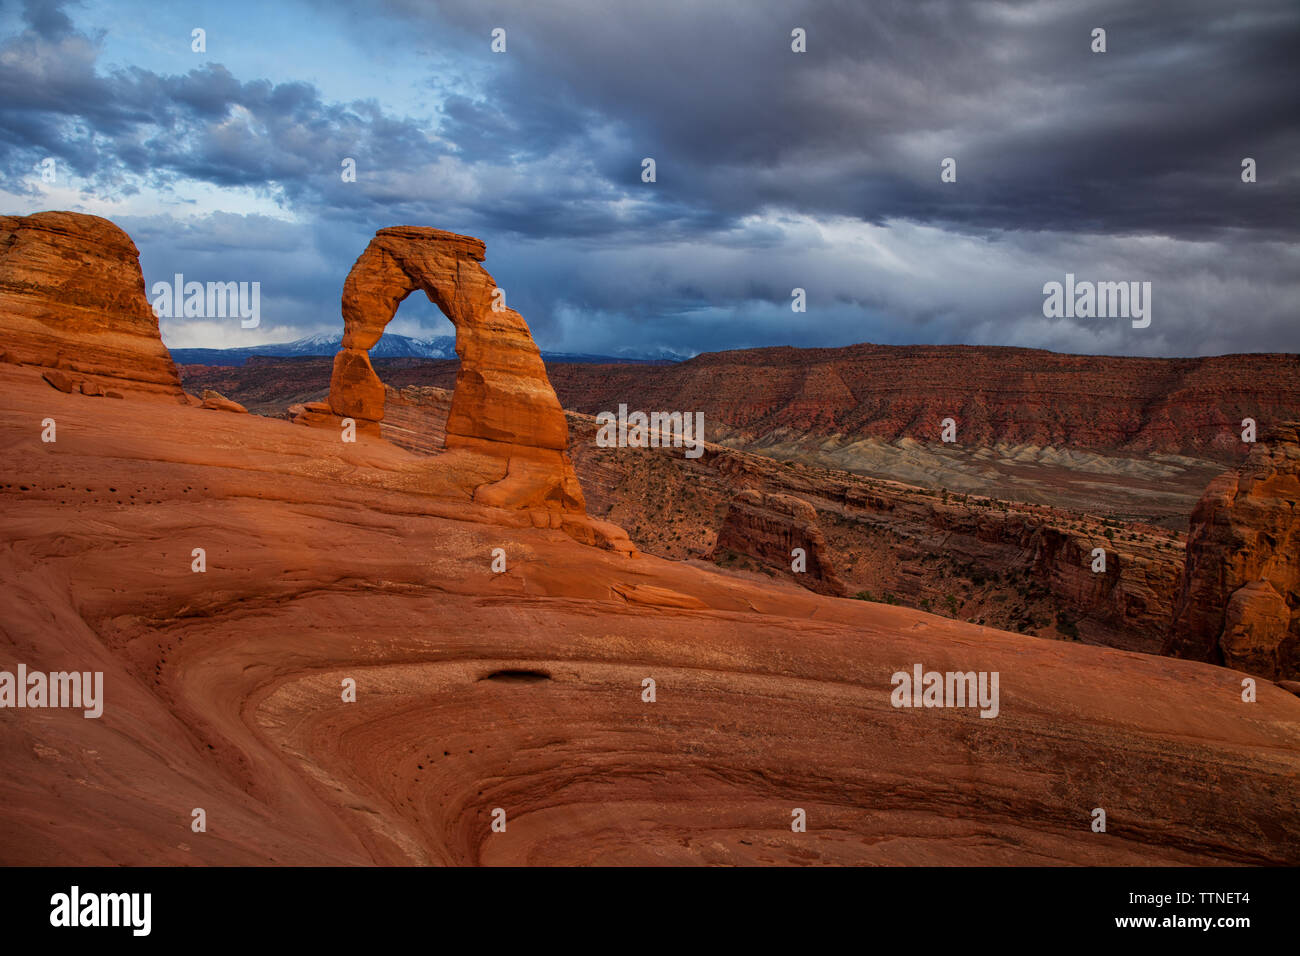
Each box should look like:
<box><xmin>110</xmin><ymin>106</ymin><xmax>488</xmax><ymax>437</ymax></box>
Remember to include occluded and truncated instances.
<box><xmin>325</xmin><ymin>226</ymin><xmax>635</xmax><ymax>554</ymax></box>
<box><xmin>330</xmin><ymin>226</ymin><xmax>568</xmax><ymax>453</ymax></box>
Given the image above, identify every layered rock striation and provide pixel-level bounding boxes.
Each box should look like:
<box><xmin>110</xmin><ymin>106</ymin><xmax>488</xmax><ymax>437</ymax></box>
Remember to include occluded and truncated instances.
<box><xmin>3</xmin><ymin>367</ymin><xmax>1299</xmax><ymax>865</ymax></box>
<box><xmin>544</xmin><ymin>344</ymin><xmax>1300</xmax><ymax>461</ymax></box>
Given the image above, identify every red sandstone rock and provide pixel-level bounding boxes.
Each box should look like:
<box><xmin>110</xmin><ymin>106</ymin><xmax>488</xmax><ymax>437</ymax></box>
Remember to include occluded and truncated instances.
<box><xmin>328</xmin><ymin>348</ymin><xmax>385</xmax><ymax>421</ymax></box>
<box><xmin>0</xmin><ymin>211</ymin><xmax>183</xmax><ymax>398</ymax></box>
<box><xmin>1165</xmin><ymin>422</ymin><xmax>1300</xmax><ymax>679</ymax></box>
<box><xmin>1222</xmin><ymin>582</ymin><xmax>1290</xmax><ymax>673</ymax></box>
<box><xmin>542</xmin><ymin>344</ymin><xmax>1300</xmax><ymax>461</ymax></box>
<box><xmin>329</xmin><ymin>226</ymin><xmax>631</xmax><ymax>553</ymax></box>
<box><xmin>290</xmin><ymin>399</ymin><xmax>378</xmax><ymax>435</ymax></box>
<box><xmin>42</xmin><ymin>369</ymin><xmax>78</xmax><ymax>393</ymax></box>
<box><xmin>200</xmin><ymin>389</ymin><xmax>248</xmax><ymax>414</ymax></box>
<box><xmin>709</xmin><ymin>489</ymin><xmax>848</xmax><ymax>596</ymax></box>
<box><xmin>609</xmin><ymin>582</ymin><xmax>708</xmax><ymax>609</ymax></box>
<box><xmin>2</xmin><ymin>365</ymin><xmax>1298</xmax><ymax>866</ymax></box>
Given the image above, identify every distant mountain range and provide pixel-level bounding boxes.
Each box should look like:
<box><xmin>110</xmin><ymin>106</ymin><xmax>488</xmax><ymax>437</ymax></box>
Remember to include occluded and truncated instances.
<box><xmin>168</xmin><ymin>332</ymin><xmax>686</xmax><ymax>366</ymax></box>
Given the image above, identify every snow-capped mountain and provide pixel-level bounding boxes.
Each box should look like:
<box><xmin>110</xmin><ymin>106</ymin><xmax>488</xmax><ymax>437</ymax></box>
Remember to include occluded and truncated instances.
<box><xmin>169</xmin><ymin>332</ymin><xmax>683</xmax><ymax>366</ymax></box>
<box><xmin>614</xmin><ymin>345</ymin><xmax>694</xmax><ymax>362</ymax></box>
<box><xmin>168</xmin><ymin>332</ymin><xmax>455</xmax><ymax>365</ymax></box>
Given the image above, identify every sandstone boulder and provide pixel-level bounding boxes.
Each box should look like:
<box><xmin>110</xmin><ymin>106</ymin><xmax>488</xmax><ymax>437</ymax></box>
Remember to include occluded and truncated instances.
<box><xmin>0</xmin><ymin>211</ymin><xmax>184</xmax><ymax>398</ymax></box>
<box><xmin>41</xmin><ymin>369</ymin><xmax>78</xmax><ymax>393</ymax></box>
<box><xmin>200</xmin><ymin>389</ymin><xmax>248</xmax><ymax>414</ymax></box>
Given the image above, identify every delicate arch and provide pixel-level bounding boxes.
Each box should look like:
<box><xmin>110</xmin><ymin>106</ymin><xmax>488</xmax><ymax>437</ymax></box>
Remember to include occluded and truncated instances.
<box><xmin>329</xmin><ymin>226</ymin><xmax>568</xmax><ymax>452</ymax></box>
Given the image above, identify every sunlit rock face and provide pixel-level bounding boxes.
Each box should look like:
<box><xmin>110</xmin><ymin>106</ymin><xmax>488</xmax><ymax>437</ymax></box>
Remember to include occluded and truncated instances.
<box><xmin>327</xmin><ymin>225</ymin><xmax>631</xmax><ymax>551</ymax></box>
<box><xmin>0</xmin><ymin>211</ymin><xmax>183</xmax><ymax>398</ymax></box>
<box><xmin>1166</xmin><ymin>422</ymin><xmax>1300</xmax><ymax>679</ymax></box>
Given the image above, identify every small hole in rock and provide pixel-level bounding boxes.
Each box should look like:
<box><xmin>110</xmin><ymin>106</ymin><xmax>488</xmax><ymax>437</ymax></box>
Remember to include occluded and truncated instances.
<box><xmin>480</xmin><ymin>669</ymin><xmax>551</xmax><ymax>683</ymax></box>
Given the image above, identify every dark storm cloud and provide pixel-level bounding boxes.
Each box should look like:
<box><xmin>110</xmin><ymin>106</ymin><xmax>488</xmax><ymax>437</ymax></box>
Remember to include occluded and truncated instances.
<box><xmin>385</xmin><ymin>0</ymin><xmax>1298</xmax><ymax>241</ymax></box>
<box><xmin>19</xmin><ymin>0</ymin><xmax>73</xmax><ymax>39</ymax></box>
<box><xmin>0</xmin><ymin>0</ymin><xmax>1296</xmax><ymax>357</ymax></box>
<box><xmin>5</xmin><ymin>0</ymin><xmax>1294</xmax><ymax>238</ymax></box>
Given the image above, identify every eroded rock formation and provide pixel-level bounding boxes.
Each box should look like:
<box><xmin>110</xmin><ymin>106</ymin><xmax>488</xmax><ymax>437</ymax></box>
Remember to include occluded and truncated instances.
<box><xmin>1165</xmin><ymin>422</ymin><xmax>1300</xmax><ymax>679</ymax></box>
<box><xmin>0</xmin><ymin>211</ymin><xmax>183</xmax><ymax>398</ymax></box>
<box><xmin>324</xmin><ymin>226</ymin><xmax>629</xmax><ymax>551</ymax></box>
<box><xmin>709</xmin><ymin>489</ymin><xmax>848</xmax><ymax>596</ymax></box>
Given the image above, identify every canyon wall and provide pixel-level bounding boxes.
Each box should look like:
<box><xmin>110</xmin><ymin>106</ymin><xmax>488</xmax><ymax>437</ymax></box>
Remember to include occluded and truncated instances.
<box><xmin>372</xmin><ymin>384</ymin><xmax>1183</xmax><ymax>652</ymax></box>
<box><xmin>545</xmin><ymin>345</ymin><xmax>1300</xmax><ymax>461</ymax></box>
<box><xmin>1166</xmin><ymin>422</ymin><xmax>1300</xmax><ymax>679</ymax></box>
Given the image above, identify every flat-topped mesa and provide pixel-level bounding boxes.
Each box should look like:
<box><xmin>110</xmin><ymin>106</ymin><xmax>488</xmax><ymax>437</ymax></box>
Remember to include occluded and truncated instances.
<box><xmin>326</xmin><ymin>225</ymin><xmax>633</xmax><ymax>553</ymax></box>
<box><xmin>1165</xmin><ymin>421</ymin><xmax>1300</xmax><ymax>680</ymax></box>
<box><xmin>0</xmin><ymin>211</ymin><xmax>184</xmax><ymax>398</ymax></box>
